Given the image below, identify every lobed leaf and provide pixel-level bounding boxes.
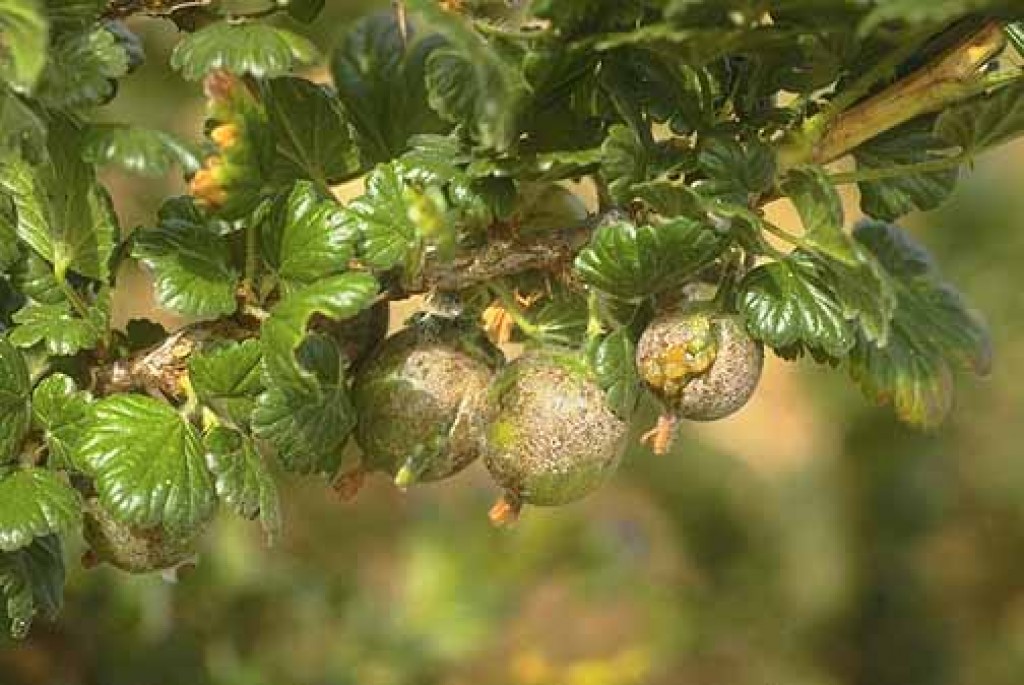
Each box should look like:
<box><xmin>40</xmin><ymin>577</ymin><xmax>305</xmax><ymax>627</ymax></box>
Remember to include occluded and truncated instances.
<box><xmin>31</xmin><ymin>373</ymin><xmax>91</xmax><ymax>470</ymax></box>
<box><xmin>204</xmin><ymin>426</ymin><xmax>281</xmax><ymax>543</ymax></box>
<box><xmin>344</xmin><ymin>163</ymin><xmax>420</xmax><ymax>271</ymax></box>
<box><xmin>0</xmin><ymin>0</ymin><xmax>49</xmax><ymax>93</ymax></box>
<box><xmin>170</xmin><ymin>21</ymin><xmax>318</xmax><ymax>81</ymax></box>
<box><xmin>0</xmin><ymin>337</ymin><xmax>31</xmax><ymax>464</ymax></box>
<box><xmin>331</xmin><ymin>12</ymin><xmax>449</xmax><ymax>164</ymax></box>
<box><xmin>132</xmin><ymin>197</ymin><xmax>239</xmax><ymax>317</ymax></box>
<box><xmin>0</xmin><ymin>534</ymin><xmax>64</xmax><ymax>639</ymax></box>
<box><xmin>848</xmin><ymin>221</ymin><xmax>992</xmax><ymax>428</ymax></box>
<box><xmin>0</xmin><ymin>134</ymin><xmax>116</xmax><ymax>282</ymax></box>
<box><xmin>259</xmin><ymin>76</ymin><xmax>360</xmax><ymax>186</ymax></box>
<box><xmin>36</xmin><ymin>25</ymin><xmax>130</xmax><ymax>108</ymax></box>
<box><xmin>260</xmin><ymin>180</ymin><xmax>357</xmax><ymax>293</ymax></box>
<box><xmin>77</xmin><ymin>394</ymin><xmax>217</xmax><ymax>535</ymax></box>
<box><xmin>591</xmin><ymin>329</ymin><xmax>642</xmax><ymax>419</ymax></box>
<box><xmin>82</xmin><ymin>123</ymin><xmax>201</xmax><ymax>177</ymax></box>
<box><xmin>935</xmin><ymin>79</ymin><xmax>1024</xmax><ymax>156</ymax></box>
<box><xmin>854</xmin><ymin>122</ymin><xmax>959</xmax><ymax>221</ymax></box>
<box><xmin>253</xmin><ymin>335</ymin><xmax>356</xmax><ymax>476</ymax></box>
<box><xmin>189</xmin><ymin>338</ymin><xmax>264</xmax><ymax>429</ymax></box>
<box><xmin>8</xmin><ymin>299</ymin><xmax>106</xmax><ymax>356</ymax></box>
<box><xmin>0</xmin><ymin>468</ymin><xmax>82</xmax><ymax>552</ymax></box>
<box><xmin>739</xmin><ymin>254</ymin><xmax>856</xmax><ymax>360</ymax></box>
<box><xmin>260</xmin><ymin>272</ymin><xmax>378</xmax><ymax>393</ymax></box>
<box><xmin>575</xmin><ymin>216</ymin><xmax>726</xmax><ymax>302</ymax></box>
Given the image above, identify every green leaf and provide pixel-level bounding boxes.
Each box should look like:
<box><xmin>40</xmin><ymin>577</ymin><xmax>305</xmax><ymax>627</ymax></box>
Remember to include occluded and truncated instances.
<box><xmin>344</xmin><ymin>163</ymin><xmax>420</xmax><ymax>270</ymax></box>
<box><xmin>854</xmin><ymin>123</ymin><xmax>958</xmax><ymax>221</ymax></box>
<box><xmin>82</xmin><ymin>123</ymin><xmax>202</xmax><ymax>177</ymax></box>
<box><xmin>739</xmin><ymin>254</ymin><xmax>856</xmax><ymax>360</ymax></box>
<box><xmin>0</xmin><ymin>0</ymin><xmax>49</xmax><ymax>93</ymax></box>
<box><xmin>331</xmin><ymin>12</ymin><xmax>449</xmax><ymax>163</ymax></box>
<box><xmin>418</xmin><ymin>1</ymin><xmax>528</xmax><ymax>152</ymax></box>
<box><xmin>132</xmin><ymin>197</ymin><xmax>239</xmax><ymax>317</ymax></box>
<box><xmin>7</xmin><ymin>252</ymin><xmax>63</xmax><ymax>304</ymax></box>
<box><xmin>0</xmin><ymin>87</ymin><xmax>46</xmax><ymax>152</ymax></box>
<box><xmin>77</xmin><ymin>394</ymin><xmax>216</xmax><ymax>534</ymax></box>
<box><xmin>8</xmin><ymin>299</ymin><xmax>106</xmax><ymax>355</ymax></box>
<box><xmin>859</xmin><ymin>0</ymin><xmax>1005</xmax><ymax>35</ymax></box>
<box><xmin>782</xmin><ymin>165</ymin><xmax>843</xmax><ymax>239</ymax></box>
<box><xmin>43</xmin><ymin>0</ymin><xmax>105</xmax><ymax>32</ymax></box>
<box><xmin>698</xmin><ymin>137</ymin><xmax>776</xmax><ymax>197</ymax></box>
<box><xmin>260</xmin><ymin>180</ymin><xmax>356</xmax><ymax>293</ymax></box>
<box><xmin>285</xmin><ymin>0</ymin><xmax>324</xmax><ymax>23</ymax></box>
<box><xmin>575</xmin><ymin>217</ymin><xmax>726</xmax><ymax>302</ymax></box>
<box><xmin>0</xmin><ymin>337</ymin><xmax>31</xmax><ymax>464</ymax></box>
<box><xmin>0</xmin><ymin>197</ymin><xmax>18</xmax><ymax>272</ymax></box>
<box><xmin>848</xmin><ymin>221</ymin><xmax>991</xmax><ymax>428</ymax></box>
<box><xmin>170</xmin><ymin>21</ymin><xmax>319</xmax><ymax>81</ymax></box>
<box><xmin>531</xmin><ymin>0</ymin><xmax>653</xmax><ymax>34</ymax></box>
<box><xmin>0</xmin><ymin>535</ymin><xmax>64</xmax><ymax>639</ymax></box>
<box><xmin>601</xmin><ymin>124</ymin><xmax>653</xmax><ymax>204</ymax></box>
<box><xmin>261</xmin><ymin>272</ymin><xmax>378</xmax><ymax>392</ymax></box>
<box><xmin>591</xmin><ymin>329</ymin><xmax>642</xmax><ymax>419</ymax></box>
<box><xmin>530</xmin><ymin>290</ymin><xmax>589</xmax><ymax>347</ymax></box>
<box><xmin>36</xmin><ymin>24</ymin><xmax>130</xmax><ymax>108</ymax></box>
<box><xmin>259</xmin><ymin>76</ymin><xmax>360</xmax><ymax>186</ymax></box>
<box><xmin>935</xmin><ymin>80</ymin><xmax>1024</xmax><ymax>156</ymax></box>
<box><xmin>0</xmin><ymin>138</ymin><xmax>116</xmax><ymax>281</ymax></box>
<box><xmin>252</xmin><ymin>348</ymin><xmax>355</xmax><ymax>477</ymax></box>
<box><xmin>0</xmin><ymin>468</ymin><xmax>81</xmax><ymax>552</ymax></box>
<box><xmin>31</xmin><ymin>373</ymin><xmax>91</xmax><ymax>470</ymax></box>
<box><xmin>189</xmin><ymin>338</ymin><xmax>264</xmax><ymax>428</ymax></box>
<box><xmin>203</xmin><ymin>426</ymin><xmax>280</xmax><ymax>543</ymax></box>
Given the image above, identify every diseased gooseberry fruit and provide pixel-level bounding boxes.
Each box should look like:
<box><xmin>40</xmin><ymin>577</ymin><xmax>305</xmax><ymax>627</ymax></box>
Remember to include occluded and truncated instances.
<box><xmin>82</xmin><ymin>499</ymin><xmax>202</xmax><ymax>574</ymax></box>
<box><xmin>352</xmin><ymin>321</ymin><xmax>502</xmax><ymax>489</ymax></box>
<box><xmin>636</xmin><ymin>308</ymin><xmax>763</xmax><ymax>422</ymax></box>
<box><xmin>481</xmin><ymin>349</ymin><xmax>628</xmax><ymax>524</ymax></box>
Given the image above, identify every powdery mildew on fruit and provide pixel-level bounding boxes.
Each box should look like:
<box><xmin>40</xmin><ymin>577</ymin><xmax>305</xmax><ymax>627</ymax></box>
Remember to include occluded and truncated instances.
<box><xmin>83</xmin><ymin>499</ymin><xmax>198</xmax><ymax>574</ymax></box>
<box><xmin>353</xmin><ymin>327</ymin><xmax>498</xmax><ymax>482</ymax></box>
<box><xmin>483</xmin><ymin>352</ymin><xmax>627</xmax><ymax>506</ymax></box>
<box><xmin>638</xmin><ymin>311</ymin><xmax>764</xmax><ymax>421</ymax></box>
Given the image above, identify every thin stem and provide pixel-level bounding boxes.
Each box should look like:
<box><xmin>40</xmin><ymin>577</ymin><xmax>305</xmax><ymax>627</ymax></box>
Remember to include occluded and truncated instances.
<box><xmin>829</xmin><ymin>154</ymin><xmax>967</xmax><ymax>185</ymax></box>
<box><xmin>759</xmin><ymin>219</ymin><xmax>807</xmax><ymax>250</ymax></box>
<box><xmin>57</xmin><ymin>276</ymin><xmax>92</xmax><ymax>321</ymax></box>
<box><xmin>243</xmin><ymin>219</ymin><xmax>258</xmax><ymax>304</ymax></box>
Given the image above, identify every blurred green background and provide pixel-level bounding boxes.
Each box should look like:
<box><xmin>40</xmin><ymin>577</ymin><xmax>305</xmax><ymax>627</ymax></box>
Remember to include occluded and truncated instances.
<box><xmin>2</xmin><ymin>3</ymin><xmax>1024</xmax><ymax>684</ymax></box>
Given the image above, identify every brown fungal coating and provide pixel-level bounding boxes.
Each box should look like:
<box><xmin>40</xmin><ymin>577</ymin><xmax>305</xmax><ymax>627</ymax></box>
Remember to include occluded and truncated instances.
<box><xmin>83</xmin><ymin>499</ymin><xmax>200</xmax><ymax>574</ymax></box>
<box><xmin>637</xmin><ymin>309</ymin><xmax>763</xmax><ymax>421</ymax></box>
<box><xmin>352</xmin><ymin>324</ymin><xmax>502</xmax><ymax>485</ymax></box>
<box><xmin>482</xmin><ymin>349</ymin><xmax>627</xmax><ymax>507</ymax></box>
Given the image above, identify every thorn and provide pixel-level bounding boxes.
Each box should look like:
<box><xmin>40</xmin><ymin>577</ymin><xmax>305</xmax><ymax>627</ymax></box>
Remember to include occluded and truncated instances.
<box><xmin>640</xmin><ymin>414</ymin><xmax>678</xmax><ymax>456</ymax></box>
<box><xmin>333</xmin><ymin>469</ymin><xmax>366</xmax><ymax>501</ymax></box>
<box><xmin>488</xmin><ymin>494</ymin><xmax>522</xmax><ymax>527</ymax></box>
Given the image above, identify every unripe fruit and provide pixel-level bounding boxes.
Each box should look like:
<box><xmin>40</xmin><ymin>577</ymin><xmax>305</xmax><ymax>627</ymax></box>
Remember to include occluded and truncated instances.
<box><xmin>352</xmin><ymin>322</ymin><xmax>502</xmax><ymax>488</ymax></box>
<box><xmin>636</xmin><ymin>309</ymin><xmax>763</xmax><ymax>421</ymax></box>
<box><xmin>482</xmin><ymin>349</ymin><xmax>627</xmax><ymax>519</ymax></box>
<box><xmin>82</xmin><ymin>499</ymin><xmax>201</xmax><ymax>574</ymax></box>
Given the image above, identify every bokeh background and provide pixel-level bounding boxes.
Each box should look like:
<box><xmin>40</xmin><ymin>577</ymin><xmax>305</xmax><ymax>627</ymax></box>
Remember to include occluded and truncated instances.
<box><xmin>2</xmin><ymin>2</ymin><xmax>1023</xmax><ymax>684</ymax></box>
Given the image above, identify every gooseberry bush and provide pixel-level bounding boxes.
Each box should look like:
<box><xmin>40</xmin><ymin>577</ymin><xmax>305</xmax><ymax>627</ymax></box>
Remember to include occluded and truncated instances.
<box><xmin>1</xmin><ymin>0</ymin><xmax>1023</xmax><ymax>639</ymax></box>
